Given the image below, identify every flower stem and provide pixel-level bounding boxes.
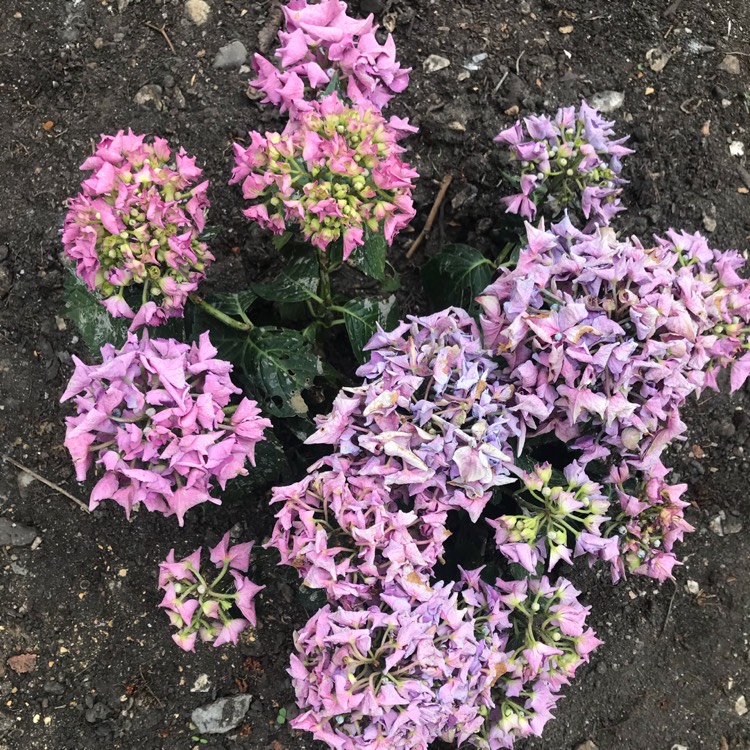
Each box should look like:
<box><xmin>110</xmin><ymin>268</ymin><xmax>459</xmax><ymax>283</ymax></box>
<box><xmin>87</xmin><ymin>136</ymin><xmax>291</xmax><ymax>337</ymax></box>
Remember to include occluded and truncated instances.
<box><xmin>189</xmin><ymin>294</ymin><xmax>254</xmax><ymax>332</ymax></box>
<box><xmin>316</xmin><ymin>248</ymin><xmax>333</xmax><ymax>310</ymax></box>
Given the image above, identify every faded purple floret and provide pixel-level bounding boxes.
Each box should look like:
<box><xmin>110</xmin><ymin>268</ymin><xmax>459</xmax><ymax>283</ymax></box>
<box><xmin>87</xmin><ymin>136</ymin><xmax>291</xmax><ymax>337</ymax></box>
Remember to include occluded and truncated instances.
<box><xmin>62</xmin><ymin>130</ymin><xmax>213</xmax><ymax>328</ymax></box>
<box><xmin>61</xmin><ymin>331</ymin><xmax>271</xmax><ymax>525</ymax></box>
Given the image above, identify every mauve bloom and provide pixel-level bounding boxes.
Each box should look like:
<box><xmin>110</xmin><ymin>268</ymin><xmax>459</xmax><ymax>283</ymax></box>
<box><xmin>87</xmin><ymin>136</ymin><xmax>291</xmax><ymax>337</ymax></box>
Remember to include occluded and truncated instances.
<box><xmin>250</xmin><ymin>0</ymin><xmax>410</xmax><ymax>114</ymax></box>
<box><xmin>231</xmin><ymin>93</ymin><xmax>417</xmax><ymax>259</ymax></box>
<box><xmin>495</xmin><ymin>102</ymin><xmax>633</xmax><ymax>226</ymax></box>
<box><xmin>63</xmin><ymin>131</ymin><xmax>213</xmax><ymax>329</ymax></box>
<box><xmin>61</xmin><ymin>331</ymin><xmax>271</xmax><ymax>524</ymax></box>
<box><xmin>158</xmin><ymin>538</ymin><xmax>263</xmax><ymax>651</ymax></box>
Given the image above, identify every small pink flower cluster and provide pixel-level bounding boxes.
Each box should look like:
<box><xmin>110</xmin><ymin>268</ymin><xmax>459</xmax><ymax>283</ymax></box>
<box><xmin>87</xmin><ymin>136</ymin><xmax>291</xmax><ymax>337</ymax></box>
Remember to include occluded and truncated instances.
<box><xmin>478</xmin><ymin>220</ymin><xmax>750</xmax><ymax>469</ymax></box>
<box><xmin>251</xmin><ymin>0</ymin><xmax>410</xmax><ymax>115</ymax></box>
<box><xmin>158</xmin><ymin>533</ymin><xmax>264</xmax><ymax>651</ymax></box>
<box><xmin>61</xmin><ymin>331</ymin><xmax>271</xmax><ymax>525</ymax></box>
<box><xmin>63</xmin><ymin>130</ymin><xmax>213</xmax><ymax>329</ymax></box>
<box><xmin>461</xmin><ymin>571</ymin><xmax>601</xmax><ymax>750</ymax></box>
<box><xmin>494</xmin><ymin>103</ymin><xmax>633</xmax><ymax>224</ymax></box>
<box><xmin>231</xmin><ymin>93</ymin><xmax>418</xmax><ymax>259</ymax></box>
<box><xmin>488</xmin><ymin>461</ymin><xmax>615</xmax><ymax>574</ymax></box>
<box><xmin>599</xmin><ymin>461</ymin><xmax>695</xmax><ymax>583</ymax></box>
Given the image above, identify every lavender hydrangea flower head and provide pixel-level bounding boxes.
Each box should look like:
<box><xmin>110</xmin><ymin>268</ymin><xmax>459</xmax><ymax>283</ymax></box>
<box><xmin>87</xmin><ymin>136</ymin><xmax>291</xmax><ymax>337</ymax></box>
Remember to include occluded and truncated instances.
<box><xmin>158</xmin><ymin>534</ymin><xmax>264</xmax><ymax>651</ymax></box>
<box><xmin>494</xmin><ymin>102</ymin><xmax>633</xmax><ymax>225</ymax></box>
<box><xmin>477</xmin><ymin>219</ymin><xmax>750</xmax><ymax>468</ymax></box>
<box><xmin>289</xmin><ymin>583</ymin><xmax>486</xmax><ymax>750</ymax></box>
<box><xmin>61</xmin><ymin>331</ymin><xmax>271</xmax><ymax>525</ymax></box>
<box><xmin>62</xmin><ymin>130</ymin><xmax>213</xmax><ymax>329</ymax></box>
<box><xmin>267</xmin><ymin>454</ymin><xmax>448</xmax><ymax>608</ymax></box>
<box><xmin>251</xmin><ymin>0</ymin><xmax>411</xmax><ymax>115</ymax></box>
<box><xmin>231</xmin><ymin>93</ymin><xmax>418</xmax><ymax>259</ymax></box>
<box><xmin>306</xmin><ymin>308</ymin><xmax>531</xmax><ymax>522</ymax></box>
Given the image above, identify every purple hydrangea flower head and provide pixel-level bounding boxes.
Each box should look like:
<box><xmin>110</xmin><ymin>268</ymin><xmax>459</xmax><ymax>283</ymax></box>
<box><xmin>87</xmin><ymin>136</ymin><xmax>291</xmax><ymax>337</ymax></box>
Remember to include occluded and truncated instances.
<box><xmin>60</xmin><ymin>331</ymin><xmax>271</xmax><ymax>525</ymax></box>
<box><xmin>250</xmin><ymin>0</ymin><xmax>411</xmax><ymax>115</ymax></box>
<box><xmin>230</xmin><ymin>93</ymin><xmax>417</xmax><ymax>259</ymax></box>
<box><xmin>62</xmin><ymin>130</ymin><xmax>213</xmax><ymax>328</ymax></box>
<box><xmin>305</xmin><ymin>308</ymin><xmax>538</xmax><ymax>522</ymax></box>
<box><xmin>494</xmin><ymin>102</ymin><xmax>633</xmax><ymax>225</ymax></box>
<box><xmin>158</xmin><ymin>536</ymin><xmax>264</xmax><ymax>651</ymax></box>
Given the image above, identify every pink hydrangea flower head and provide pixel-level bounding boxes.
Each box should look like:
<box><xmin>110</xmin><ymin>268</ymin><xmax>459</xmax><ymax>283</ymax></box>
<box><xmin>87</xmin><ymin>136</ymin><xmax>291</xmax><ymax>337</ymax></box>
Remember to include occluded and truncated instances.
<box><xmin>62</xmin><ymin>130</ymin><xmax>214</xmax><ymax>329</ymax></box>
<box><xmin>289</xmin><ymin>584</ymin><xmax>487</xmax><ymax>749</ymax></box>
<box><xmin>158</xmin><ymin>539</ymin><xmax>263</xmax><ymax>650</ymax></box>
<box><xmin>266</xmin><ymin>453</ymin><xmax>448</xmax><ymax>609</ymax></box>
<box><xmin>477</xmin><ymin>219</ymin><xmax>750</xmax><ymax>469</ymax></box>
<box><xmin>230</xmin><ymin>93</ymin><xmax>418</xmax><ymax>259</ymax></box>
<box><xmin>61</xmin><ymin>331</ymin><xmax>271</xmax><ymax>524</ymax></box>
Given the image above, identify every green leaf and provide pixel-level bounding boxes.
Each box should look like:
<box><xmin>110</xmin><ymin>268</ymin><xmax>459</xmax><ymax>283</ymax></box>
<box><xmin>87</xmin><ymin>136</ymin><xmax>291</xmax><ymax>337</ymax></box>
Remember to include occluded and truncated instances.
<box><xmin>347</xmin><ymin>231</ymin><xmax>387</xmax><ymax>281</ymax></box>
<box><xmin>202</xmin><ymin>290</ymin><xmax>257</xmax><ymax>319</ymax></box>
<box><xmin>198</xmin><ymin>225</ymin><xmax>221</xmax><ymax>242</ymax></box>
<box><xmin>421</xmin><ymin>244</ymin><xmax>494</xmax><ymax>310</ymax></box>
<box><xmin>251</xmin><ymin>253</ymin><xmax>320</xmax><ymax>303</ymax></box>
<box><xmin>64</xmin><ymin>273</ymin><xmax>129</xmax><ymax>354</ymax></box>
<box><xmin>381</xmin><ymin>261</ymin><xmax>401</xmax><ymax>293</ymax></box>
<box><xmin>207</xmin><ymin>324</ymin><xmax>322</xmax><ymax>418</ymax></box>
<box><xmin>222</xmin><ymin>432</ymin><xmax>289</xmax><ymax>499</ymax></box>
<box><xmin>272</xmin><ymin>231</ymin><xmax>294</xmax><ymax>251</ymax></box>
<box><xmin>340</xmin><ymin>295</ymin><xmax>400</xmax><ymax>364</ymax></box>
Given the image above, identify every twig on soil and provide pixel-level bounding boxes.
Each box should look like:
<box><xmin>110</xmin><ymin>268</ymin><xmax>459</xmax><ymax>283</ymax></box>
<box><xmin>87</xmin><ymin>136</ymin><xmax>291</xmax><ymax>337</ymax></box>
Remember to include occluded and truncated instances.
<box><xmin>515</xmin><ymin>49</ymin><xmax>525</xmax><ymax>76</ymax></box>
<box><xmin>406</xmin><ymin>174</ymin><xmax>454</xmax><ymax>259</ymax></box>
<box><xmin>493</xmin><ymin>70</ymin><xmax>509</xmax><ymax>95</ymax></box>
<box><xmin>138</xmin><ymin>666</ymin><xmax>165</xmax><ymax>708</ymax></box>
<box><xmin>144</xmin><ymin>22</ymin><xmax>176</xmax><ymax>55</ymax></box>
<box><xmin>659</xmin><ymin>580</ymin><xmax>677</xmax><ymax>638</ymax></box>
<box><xmin>2</xmin><ymin>455</ymin><xmax>89</xmax><ymax>513</ymax></box>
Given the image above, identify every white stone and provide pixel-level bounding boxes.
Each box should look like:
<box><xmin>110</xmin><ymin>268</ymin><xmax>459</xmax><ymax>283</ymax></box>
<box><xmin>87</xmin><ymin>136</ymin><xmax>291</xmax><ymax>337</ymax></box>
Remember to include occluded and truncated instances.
<box><xmin>185</xmin><ymin>0</ymin><xmax>211</xmax><ymax>26</ymax></box>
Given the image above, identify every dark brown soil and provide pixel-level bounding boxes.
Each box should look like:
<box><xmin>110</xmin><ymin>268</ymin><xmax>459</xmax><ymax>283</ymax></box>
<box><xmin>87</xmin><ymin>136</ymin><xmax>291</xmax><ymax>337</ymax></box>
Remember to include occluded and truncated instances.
<box><xmin>1</xmin><ymin>1</ymin><xmax>749</xmax><ymax>749</ymax></box>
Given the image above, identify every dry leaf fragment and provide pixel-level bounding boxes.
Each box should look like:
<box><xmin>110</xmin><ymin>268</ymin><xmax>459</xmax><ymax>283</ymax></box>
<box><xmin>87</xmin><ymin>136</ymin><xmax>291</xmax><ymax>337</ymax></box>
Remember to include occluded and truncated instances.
<box><xmin>8</xmin><ymin>653</ymin><xmax>37</xmax><ymax>674</ymax></box>
<box><xmin>42</xmin><ymin>120</ymin><xmax>54</xmax><ymax>131</ymax></box>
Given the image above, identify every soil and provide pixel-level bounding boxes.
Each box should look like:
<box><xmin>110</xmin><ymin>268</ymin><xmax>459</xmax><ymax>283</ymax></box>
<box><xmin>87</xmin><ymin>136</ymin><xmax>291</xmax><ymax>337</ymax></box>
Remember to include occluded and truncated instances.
<box><xmin>1</xmin><ymin>1</ymin><xmax>750</xmax><ymax>749</ymax></box>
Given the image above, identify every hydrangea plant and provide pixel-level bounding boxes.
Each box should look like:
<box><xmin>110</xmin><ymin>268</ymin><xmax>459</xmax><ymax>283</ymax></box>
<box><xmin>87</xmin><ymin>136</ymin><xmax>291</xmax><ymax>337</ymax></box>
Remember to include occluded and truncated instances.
<box><xmin>54</xmin><ymin>0</ymin><xmax>750</xmax><ymax>745</ymax></box>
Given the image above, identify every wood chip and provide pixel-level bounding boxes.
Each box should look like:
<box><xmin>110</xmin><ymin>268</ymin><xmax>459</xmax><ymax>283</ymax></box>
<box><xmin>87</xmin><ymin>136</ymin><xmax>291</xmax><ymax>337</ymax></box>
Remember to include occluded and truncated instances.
<box><xmin>559</xmin><ymin>25</ymin><xmax>574</xmax><ymax>34</ymax></box>
<box><xmin>42</xmin><ymin>120</ymin><xmax>54</xmax><ymax>131</ymax></box>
